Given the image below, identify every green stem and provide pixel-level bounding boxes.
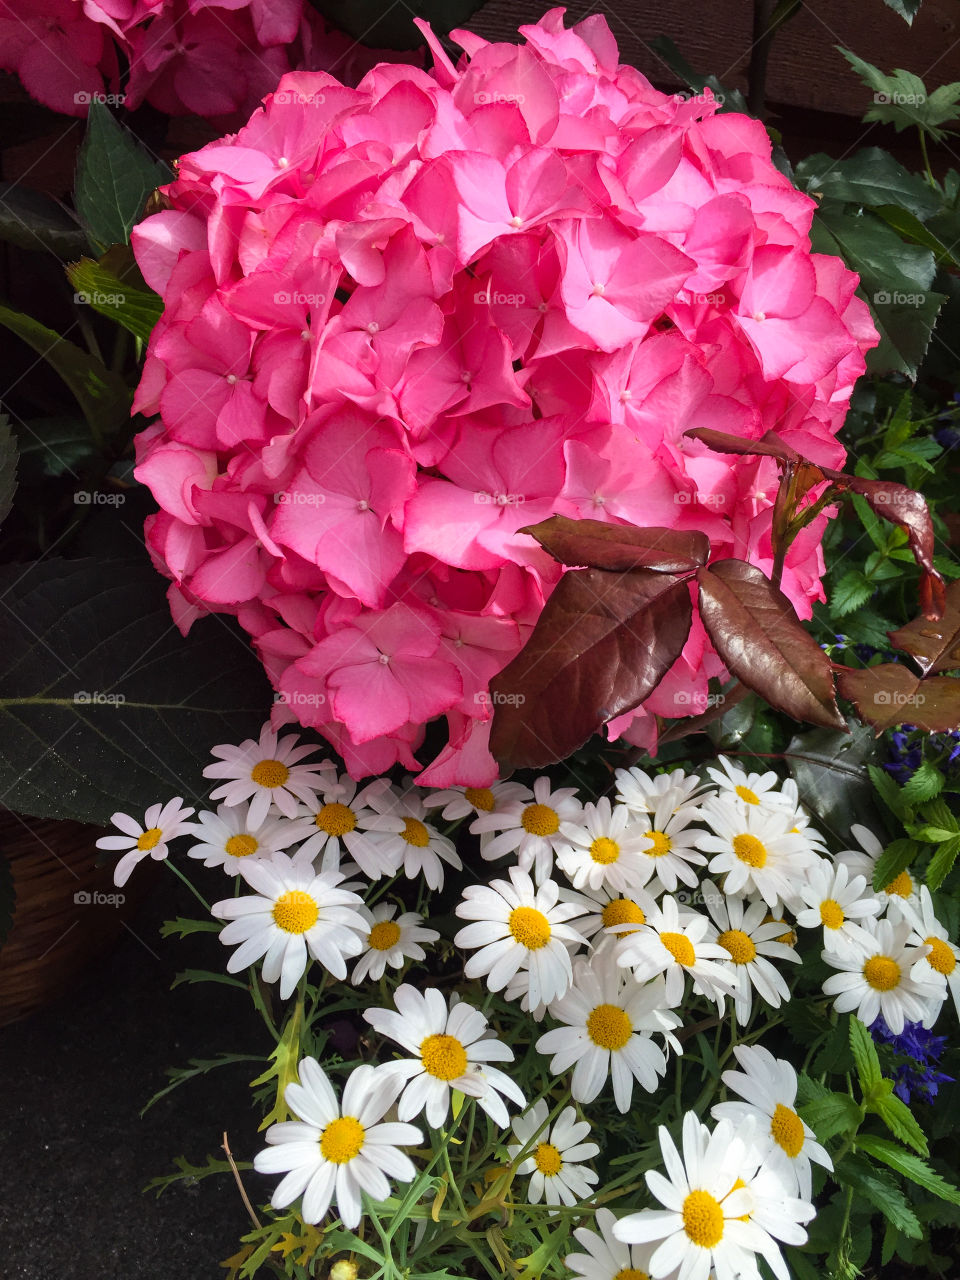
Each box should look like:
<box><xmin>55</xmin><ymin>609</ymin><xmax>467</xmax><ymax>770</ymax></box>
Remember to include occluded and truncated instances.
<box><xmin>164</xmin><ymin>858</ymin><xmax>211</xmax><ymax>913</ymax></box>
<box><xmin>919</xmin><ymin>128</ymin><xmax>936</xmax><ymax>187</ymax></box>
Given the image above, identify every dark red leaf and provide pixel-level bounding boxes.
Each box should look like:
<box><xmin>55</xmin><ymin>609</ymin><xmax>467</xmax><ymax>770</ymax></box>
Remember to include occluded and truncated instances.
<box><xmin>489</xmin><ymin>569</ymin><xmax>693</xmax><ymax>769</ymax></box>
<box><xmin>847</xmin><ymin>477</ymin><xmax>945</xmax><ymax>620</ymax></box>
<box><xmin>520</xmin><ymin>516</ymin><xmax>709</xmax><ymax>573</ymax></box>
<box><xmin>696</xmin><ymin>559</ymin><xmax>846</xmax><ymax>730</ymax></box>
<box><xmin>888</xmin><ymin>581</ymin><xmax>960</xmax><ymax>675</ymax></box>
<box><xmin>684</xmin><ymin>427</ymin><xmax>801</xmax><ymax>463</ymax></box>
<box><xmin>836</xmin><ymin>664</ymin><xmax>960</xmax><ymax>733</ymax></box>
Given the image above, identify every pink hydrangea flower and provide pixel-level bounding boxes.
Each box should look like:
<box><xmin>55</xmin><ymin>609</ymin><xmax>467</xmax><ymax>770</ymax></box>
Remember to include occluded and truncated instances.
<box><xmin>132</xmin><ymin>8</ymin><xmax>878</xmax><ymax>784</ymax></box>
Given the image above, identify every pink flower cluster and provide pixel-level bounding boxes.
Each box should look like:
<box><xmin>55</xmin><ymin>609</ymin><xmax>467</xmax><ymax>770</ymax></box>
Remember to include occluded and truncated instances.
<box><xmin>131</xmin><ymin>8</ymin><xmax>877</xmax><ymax>786</ymax></box>
<box><xmin>0</xmin><ymin>0</ymin><xmax>417</xmax><ymax>118</ymax></box>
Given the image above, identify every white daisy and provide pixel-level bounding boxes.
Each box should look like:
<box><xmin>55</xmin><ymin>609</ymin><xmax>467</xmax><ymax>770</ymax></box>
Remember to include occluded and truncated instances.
<box><xmin>253</xmin><ymin>1058</ymin><xmax>420</xmax><ymax>1229</ymax></box>
<box><xmin>558</xmin><ymin>883</ymin><xmax>658</xmax><ymax>947</ymax></box>
<box><xmin>211</xmin><ymin>852</ymin><xmax>366</xmax><ymax>997</ymax></box>
<box><xmin>421</xmin><ymin>779</ymin><xmax>532</xmax><ymax>827</ymax></box>
<box><xmin>536</xmin><ymin>952</ymin><xmax>680</xmax><ymax>1112</ymax></box>
<box><xmin>835</xmin><ymin>823</ymin><xmax>920</xmax><ymax>921</ymax></box>
<box><xmin>711</xmin><ymin>1044</ymin><xmax>833</xmax><ymax>1200</ymax></box>
<box><xmin>794</xmin><ymin>857</ymin><xmax>881</xmax><ymax>957</ymax></box>
<box><xmin>204</xmin><ymin>724</ymin><xmax>336</xmax><ymax>825</ymax></box>
<box><xmin>613</xmin><ymin>1112</ymin><xmax>815</xmax><ymax>1280</ymax></box>
<box><xmin>705</xmin><ymin>756</ymin><xmax>794</xmax><ymax>812</ymax></box>
<box><xmin>184</xmin><ymin>802</ymin><xmax>312</xmax><ymax>875</ymax></box>
<box><xmin>556</xmin><ymin>797</ymin><xmax>657</xmax><ymax>894</ymax></box>
<box><xmin>454</xmin><ymin>865</ymin><xmax>589</xmax><ymax>1008</ymax></box>
<box><xmin>776</xmin><ymin>778</ymin><xmax>828</xmax><ymax>848</ymax></box>
<box><xmin>97</xmin><ymin>797</ymin><xmax>195</xmax><ymax>888</ymax></box>
<box><xmin>614</xmin><ymin>765</ymin><xmax>707</xmax><ymax>817</ymax></box>
<box><xmin>350</xmin><ymin>904</ymin><xmax>439</xmax><ymax>984</ymax></box>
<box><xmin>508</xmin><ymin>1101</ymin><xmax>599</xmax><ymax>1211</ymax></box>
<box><xmin>614</xmin><ymin>895</ymin><xmax>736</xmax><ymax>1012</ymax></box>
<box><xmin>697</xmin><ymin>797</ymin><xmax>818</xmax><ymax>912</ymax></box>
<box><xmin>470</xmin><ymin>775</ymin><xmax>583</xmax><ymax>883</ymax></box>
<box><xmin>821</xmin><ymin>916</ymin><xmax>943</xmax><ymax>1034</ymax></box>
<box><xmin>900</xmin><ymin>885</ymin><xmax>960</xmax><ymax>1025</ymax></box>
<box><xmin>364</xmin><ymin>782</ymin><xmax>462</xmax><ymax>891</ymax></box>
<box><xmin>363</xmin><ymin>984</ymin><xmax>525</xmax><ymax>1128</ymax></box>
<box><xmin>631</xmin><ymin>796</ymin><xmax>709</xmax><ymax>895</ymax></box>
<box><xmin>567</xmin><ymin>1208</ymin><xmax>667</xmax><ymax>1280</ymax></box>
<box><xmin>293</xmin><ymin>773</ymin><xmax>405</xmax><ymax>881</ymax></box>
<box><xmin>701</xmin><ymin>880</ymin><xmax>799</xmax><ymax>1024</ymax></box>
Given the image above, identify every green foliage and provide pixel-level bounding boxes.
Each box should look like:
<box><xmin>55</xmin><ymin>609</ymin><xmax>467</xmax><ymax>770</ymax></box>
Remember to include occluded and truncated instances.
<box><xmin>840</xmin><ymin>50</ymin><xmax>960</xmax><ymax>141</ymax></box>
<box><xmin>0</xmin><ymin>181</ymin><xmax>88</xmax><ymax>258</ymax></box>
<box><xmin>66</xmin><ymin>255</ymin><xmax>163</xmax><ymax>344</ymax></box>
<box><xmin>74</xmin><ymin>102</ymin><xmax>170</xmax><ymax>249</ymax></box>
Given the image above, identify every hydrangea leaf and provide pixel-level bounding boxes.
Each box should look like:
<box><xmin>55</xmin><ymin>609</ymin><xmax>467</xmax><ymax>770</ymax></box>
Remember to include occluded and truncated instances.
<box><xmin>66</xmin><ymin>251</ymin><xmax>163</xmax><ymax>344</ymax></box>
<box><xmin>0</xmin><ymin>180</ymin><xmax>88</xmax><ymax>258</ymax></box>
<box><xmin>74</xmin><ymin>101</ymin><xmax>171</xmax><ymax>249</ymax></box>
<box><xmin>795</xmin><ymin>149</ymin><xmax>940</xmax><ymax>219</ymax></box>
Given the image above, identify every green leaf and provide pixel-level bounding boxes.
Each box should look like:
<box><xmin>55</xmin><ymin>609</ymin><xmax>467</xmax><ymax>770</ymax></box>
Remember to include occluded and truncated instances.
<box><xmin>12</xmin><ymin>416</ymin><xmax>96</xmax><ymax>481</ymax></box>
<box><xmin>869</xmin><ymin>763</ymin><xmax>909</xmax><ymax>819</ymax></box>
<box><xmin>66</xmin><ymin>256</ymin><xmax>162</xmax><ymax>344</ymax></box>
<box><xmin>857</xmin><ymin>1135</ymin><xmax>960</xmax><ymax>1203</ymax></box>
<box><xmin>785</xmin><ymin>721</ymin><xmax>883</xmax><ymax>843</ymax></box>
<box><xmin>795</xmin><ymin>149</ymin><xmax>939</xmax><ymax>219</ymax></box>
<box><xmin>901</xmin><ymin>760</ymin><xmax>945</xmax><ymax>804</ymax></box>
<box><xmin>159</xmin><ymin>917</ymin><xmax>223</xmax><ymax>940</ymax></box>
<box><xmin>0</xmin><ymin>557</ymin><xmax>275</xmax><ymax>824</ymax></box>
<box><xmin>831</xmin><ymin>569</ymin><xmax>874</xmax><ymax>617</ymax></box>
<box><xmin>883</xmin><ymin>0</ymin><xmax>922</xmax><ymax>23</ymax></box>
<box><xmin>840</xmin><ymin>49</ymin><xmax>960</xmax><ymax>140</ymax></box>
<box><xmin>644</xmin><ymin>36</ymin><xmax>751</xmax><ymax>115</ymax></box>
<box><xmin>170</xmin><ymin>968</ymin><xmax>248</xmax><ymax>991</ymax></box>
<box><xmin>873</xmin><ymin>204</ymin><xmax>960</xmax><ymax>270</ymax></box>
<box><xmin>870</xmin><ymin>1089</ymin><xmax>929</xmax><ymax>1156</ymax></box>
<box><xmin>799</xmin><ymin>1092</ymin><xmax>863</xmax><ymax>1144</ymax></box>
<box><xmin>0</xmin><ymin>302</ymin><xmax>131</xmax><ymax>440</ymax></box>
<box><xmin>839</xmin><ymin>1154</ymin><xmax>923</xmax><ymax>1237</ymax></box>
<box><xmin>0</xmin><ymin>414</ymin><xmax>17</xmax><ymax>528</ymax></box>
<box><xmin>927</xmin><ymin>835</ymin><xmax>960</xmax><ymax>890</ymax></box>
<box><xmin>0</xmin><ymin>181</ymin><xmax>88</xmax><ymax>258</ymax></box>
<box><xmin>250</xmin><ymin>999</ymin><xmax>304</xmax><ymax>1129</ymax></box>
<box><xmin>145</xmin><ymin>1152</ymin><xmax>251</xmax><ymax>1197</ymax></box>
<box><xmin>850</xmin><ymin>1016</ymin><xmax>883</xmax><ymax>1093</ymax></box>
<box><xmin>141</xmin><ymin>1053</ymin><xmax>263</xmax><ymax>1115</ymax></box>
<box><xmin>313</xmin><ymin>0</ymin><xmax>485</xmax><ymax>49</ymax></box>
<box><xmin>74</xmin><ymin>101</ymin><xmax>170</xmax><ymax>249</ymax></box>
<box><xmin>872</xmin><ymin>838</ymin><xmax>919</xmax><ymax>893</ymax></box>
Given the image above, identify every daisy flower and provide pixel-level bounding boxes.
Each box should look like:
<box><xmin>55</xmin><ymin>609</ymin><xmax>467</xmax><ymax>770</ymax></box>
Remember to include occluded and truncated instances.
<box><xmin>567</xmin><ymin>1208</ymin><xmax>666</xmax><ymax>1280</ymax></box>
<box><xmin>508</xmin><ymin>1101</ymin><xmax>599</xmax><ymax>1211</ymax></box>
<box><xmin>614</xmin><ymin>895</ymin><xmax>736</xmax><ymax>1012</ymax></box>
<box><xmin>555</xmin><ymin>797</ymin><xmax>657</xmax><ymax>894</ymax></box>
<box><xmin>204</xmin><ymin>724</ymin><xmax>336</xmax><ymax>825</ymax></box>
<box><xmin>184</xmin><ymin>802</ymin><xmax>313</xmax><ymax>875</ymax></box>
<box><xmin>697</xmin><ymin>796</ymin><xmax>817</xmax><ymax>912</ymax></box>
<box><xmin>836</xmin><ymin>823</ymin><xmax>920</xmax><ymax>921</ymax></box>
<box><xmin>536</xmin><ymin>952</ymin><xmax>679</xmax><ymax>1111</ymax></box>
<box><xmin>454</xmin><ymin>865</ymin><xmax>589</xmax><ymax>1008</ymax></box>
<box><xmin>364</xmin><ymin>782</ymin><xmax>462</xmax><ymax>891</ymax></box>
<box><xmin>711</xmin><ymin>1044</ymin><xmax>833</xmax><ymax>1200</ymax></box>
<box><xmin>701</xmin><ymin>880</ymin><xmax>799</xmax><ymax>1024</ymax></box>
<box><xmin>901</xmin><ymin>885</ymin><xmax>960</xmax><ymax>1024</ymax></box>
<box><xmin>558</xmin><ymin>883</ymin><xmax>658</xmax><ymax>947</ymax></box>
<box><xmin>794</xmin><ymin>857</ymin><xmax>881</xmax><ymax>958</ymax></box>
<box><xmin>631</xmin><ymin>796</ymin><xmax>709</xmax><ymax>895</ymax></box>
<box><xmin>421</xmin><ymin>779</ymin><xmax>532</xmax><ymax>826</ymax></box>
<box><xmin>613</xmin><ymin>1112</ymin><xmax>815</xmax><ymax>1280</ymax></box>
<box><xmin>705</xmin><ymin>756</ymin><xmax>794</xmax><ymax>812</ymax></box>
<box><xmin>211</xmin><ymin>852</ymin><xmax>366</xmax><ymax>997</ymax></box>
<box><xmin>470</xmin><ymin>775</ymin><xmax>583</xmax><ymax>883</ymax></box>
<box><xmin>821</xmin><ymin>916</ymin><xmax>943</xmax><ymax>1034</ymax></box>
<box><xmin>97</xmin><ymin>797</ymin><xmax>195</xmax><ymax>888</ymax></box>
<box><xmin>614</xmin><ymin>765</ymin><xmax>707</xmax><ymax>817</ymax></box>
<box><xmin>253</xmin><ymin>1058</ymin><xmax>420</xmax><ymax>1229</ymax></box>
<box><xmin>293</xmin><ymin>773</ymin><xmax>405</xmax><ymax>881</ymax></box>
<box><xmin>350</xmin><ymin>904</ymin><xmax>439</xmax><ymax>985</ymax></box>
<box><xmin>363</xmin><ymin>985</ymin><xmax>525</xmax><ymax>1128</ymax></box>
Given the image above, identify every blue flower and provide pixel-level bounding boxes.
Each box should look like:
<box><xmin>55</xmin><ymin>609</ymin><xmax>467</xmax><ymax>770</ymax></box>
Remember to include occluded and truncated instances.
<box><xmin>871</xmin><ymin>1017</ymin><xmax>953</xmax><ymax>1104</ymax></box>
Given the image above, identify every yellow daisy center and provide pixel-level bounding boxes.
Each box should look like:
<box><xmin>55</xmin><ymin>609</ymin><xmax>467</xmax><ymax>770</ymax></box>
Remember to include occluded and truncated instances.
<box><xmin>732</xmin><ymin>833</ymin><xmax>767</xmax><ymax>868</ymax></box>
<box><xmin>420</xmin><ymin>1032</ymin><xmax>468</xmax><ymax>1081</ymax></box>
<box><xmin>717</xmin><ymin>928</ymin><xmax>756</xmax><ymax>965</ymax></box>
<box><xmin>644</xmin><ymin>830</ymin><xmax>672</xmax><ymax>857</ymax></box>
<box><xmin>586</xmin><ymin>1002</ymin><xmax>633</xmax><ymax>1051</ymax></box>
<box><xmin>136</xmin><ymin>827</ymin><xmax>163</xmax><ymax>851</ymax></box>
<box><xmin>725</xmin><ymin>1177</ymin><xmax>751</xmax><ymax>1221</ymax></box>
<box><xmin>590</xmin><ymin>836</ymin><xmax>620</xmax><ymax>864</ymax></box>
<box><xmin>925</xmin><ymin>936</ymin><xmax>956</xmax><ymax>975</ymax></box>
<box><xmin>661</xmin><ymin>931</ymin><xmax>696</xmax><ymax>966</ymax></box>
<box><xmin>272</xmin><ymin>889</ymin><xmax>319</xmax><ymax>935</ymax></box>
<box><xmin>771</xmin><ymin>1104</ymin><xmax>805</xmax><ymax>1159</ymax></box>
<box><xmin>682</xmin><ymin>1189</ymin><xmax>725</xmax><ymax>1248</ymax></box>
<box><xmin>762</xmin><ymin>913</ymin><xmax>796</xmax><ymax>945</ymax></box>
<box><xmin>602</xmin><ymin>898</ymin><xmax>645</xmax><ymax>933</ymax></box>
<box><xmin>225</xmin><ymin>833</ymin><xmax>258</xmax><ymax>859</ymax></box>
<box><xmin>819</xmin><ymin>899</ymin><xmax>845</xmax><ymax>930</ymax></box>
<box><xmin>508</xmin><ymin>906</ymin><xmax>551</xmax><ymax>950</ymax></box>
<box><xmin>534</xmin><ymin>1142</ymin><xmax>563</xmax><ymax>1176</ymax></box>
<box><xmin>465</xmin><ymin>787</ymin><xmax>496</xmax><ymax>811</ymax></box>
<box><xmin>736</xmin><ymin>785</ymin><xmax>760</xmax><ymax>805</ymax></box>
<box><xmin>320</xmin><ymin>1116</ymin><xmax>365</xmax><ymax>1163</ymax></box>
<box><xmin>885</xmin><ymin>870</ymin><xmax>914</xmax><ymax>898</ymax></box>
<box><xmin>863</xmin><ymin>955</ymin><xmax>901</xmax><ymax>991</ymax></box>
<box><xmin>368</xmin><ymin>920</ymin><xmax>402</xmax><ymax>951</ymax></box>
<box><xmin>401</xmin><ymin>817</ymin><xmax>430</xmax><ymax>847</ymax></box>
<box><xmin>521</xmin><ymin>803</ymin><xmax>559</xmax><ymax>837</ymax></box>
<box><xmin>315</xmin><ymin>802</ymin><xmax>356</xmax><ymax>836</ymax></box>
<box><xmin>251</xmin><ymin>758</ymin><xmax>290</xmax><ymax>788</ymax></box>
<box><xmin>614</xmin><ymin>1271</ymin><xmax>650</xmax><ymax>1280</ymax></box>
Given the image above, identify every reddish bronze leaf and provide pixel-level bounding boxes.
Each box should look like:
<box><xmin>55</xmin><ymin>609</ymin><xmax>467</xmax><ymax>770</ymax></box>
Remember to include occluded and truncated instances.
<box><xmin>520</xmin><ymin>516</ymin><xmax>709</xmax><ymax>573</ymax></box>
<box><xmin>837</xmin><ymin>664</ymin><xmax>960</xmax><ymax>733</ymax></box>
<box><xmin>489</xmin><ymin>569</ymin><xmax>693</xmax><ymax>769</ymax></box>
<box><xmin>888</xmin><ymin>581</ymin><xmax>960</xmax><ymax>675</ymax></box>
<box><xmin>684</xmin><ymin>427</ymin><xmax>801</xmax><ymax>463</ymax></box>
<box><xmin>697</xmin><ymin>559</ymin><xmax>846</xmax><ymax>730</ymax></box>
<box><xmin>847</xmin><ymin>477</ymin><xmax>945</xmax><ymax>620</ymax></box>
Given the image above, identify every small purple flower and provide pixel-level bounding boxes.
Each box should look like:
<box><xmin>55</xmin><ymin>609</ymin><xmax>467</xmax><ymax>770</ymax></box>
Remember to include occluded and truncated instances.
<box><xmin>871</xmin><ymin>1017</ymin><xmax>953</xmax><ymax>1104</ymax></box>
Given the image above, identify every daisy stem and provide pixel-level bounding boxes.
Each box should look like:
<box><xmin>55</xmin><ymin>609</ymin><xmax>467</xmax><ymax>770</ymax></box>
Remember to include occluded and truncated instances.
<box><xmin>440</xmin><ymin>1133</ymin><xmax>470</xmax><ymax>1221</ymax></box>
<box><xmin>164</xmin><ymin>859</ymin><xmax>211</xmax><ymax>913</ymax></box>
<box><xmin>249</xmin><ymin>971</ymin><xmax>280</xmax><ymax>1041</ymax></box>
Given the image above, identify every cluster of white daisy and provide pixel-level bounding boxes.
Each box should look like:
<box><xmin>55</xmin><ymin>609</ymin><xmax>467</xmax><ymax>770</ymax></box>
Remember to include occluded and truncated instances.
<box><xmin>96</xmin><ymin>724</ymin><xmax>960</xmax><ymax>1279</ymax></box>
